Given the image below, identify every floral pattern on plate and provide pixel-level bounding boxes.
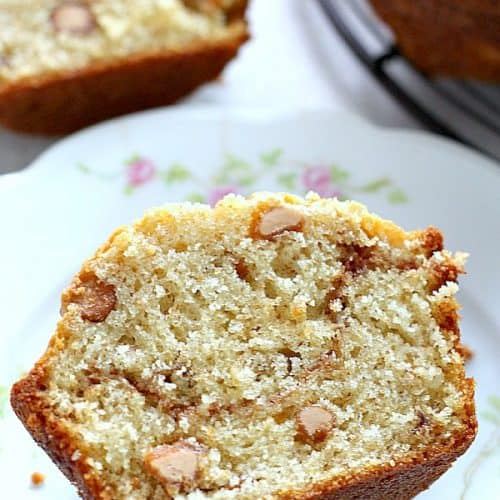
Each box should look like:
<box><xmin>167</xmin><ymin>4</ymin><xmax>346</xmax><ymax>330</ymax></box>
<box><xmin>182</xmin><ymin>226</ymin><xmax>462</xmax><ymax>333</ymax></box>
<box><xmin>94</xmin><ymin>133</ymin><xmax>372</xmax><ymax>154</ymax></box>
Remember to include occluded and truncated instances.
<box><xmin>78</xmin><ymin>149</ymin><xmax>408</xmax><ymax>205</ymax></box>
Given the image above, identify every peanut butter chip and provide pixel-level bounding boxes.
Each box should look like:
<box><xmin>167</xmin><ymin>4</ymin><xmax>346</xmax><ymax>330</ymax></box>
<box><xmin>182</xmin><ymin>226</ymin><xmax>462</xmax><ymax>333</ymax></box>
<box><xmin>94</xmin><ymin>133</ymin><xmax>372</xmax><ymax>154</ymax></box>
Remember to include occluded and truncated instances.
<box><xmin>63</xmin><ymin>271</ymin><xmax>116</xmax><ymax>322</ymax></box>
<box><xmin>296</xmin><ymin>405</ymin><xmax>335</xmax><ymax>444</ymax></box>
<box><xmin>144</xmin><ymin>442</ymin><xmax>202</xmax><ymax>491</ymax></box>
<box><xmin>257</xmin><ymin>206</ymin><xmax>304</xmax><ymax>239</ymax></box>
<box><xmin>51</xmin><ymin>2</ymin><xmax>95</xmax><ymax>35</ymax></box>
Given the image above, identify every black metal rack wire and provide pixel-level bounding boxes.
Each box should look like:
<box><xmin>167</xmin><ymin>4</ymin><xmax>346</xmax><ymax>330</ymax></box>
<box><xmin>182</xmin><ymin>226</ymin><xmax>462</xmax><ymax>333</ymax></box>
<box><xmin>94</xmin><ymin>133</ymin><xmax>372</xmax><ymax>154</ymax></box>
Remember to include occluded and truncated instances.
<box><xmin>318</xmin><ymin>0</ymin><xmax>500</xmax><ymax>162</ymax></box>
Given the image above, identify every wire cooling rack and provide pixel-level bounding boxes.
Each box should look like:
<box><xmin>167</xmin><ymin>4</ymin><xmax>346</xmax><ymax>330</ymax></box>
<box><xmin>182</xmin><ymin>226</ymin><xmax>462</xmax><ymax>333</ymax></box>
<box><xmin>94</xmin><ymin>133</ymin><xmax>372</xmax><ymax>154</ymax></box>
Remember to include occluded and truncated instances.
<box><xmin>318</xmin><ymin>0</ymin><xmax>500</xmax><ymax>162</ymax></box>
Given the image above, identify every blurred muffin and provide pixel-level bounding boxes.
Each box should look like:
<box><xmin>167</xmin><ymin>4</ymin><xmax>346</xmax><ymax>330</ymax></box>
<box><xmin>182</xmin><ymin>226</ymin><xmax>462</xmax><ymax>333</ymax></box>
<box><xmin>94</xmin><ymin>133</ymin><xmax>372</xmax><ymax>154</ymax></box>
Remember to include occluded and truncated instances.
<box><xmin>0</xmin><ymin>0</ymin><xmax>248</xmax><ymax>134</ymax></box>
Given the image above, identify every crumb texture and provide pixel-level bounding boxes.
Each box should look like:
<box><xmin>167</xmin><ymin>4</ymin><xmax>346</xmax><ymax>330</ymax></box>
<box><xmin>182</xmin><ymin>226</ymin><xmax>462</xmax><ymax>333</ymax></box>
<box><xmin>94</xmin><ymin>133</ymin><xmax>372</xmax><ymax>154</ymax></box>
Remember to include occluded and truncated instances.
<box><xmin>12</xmin><ymin>193</ymin><xmax>476</xmax><ymax>499</ymax></box>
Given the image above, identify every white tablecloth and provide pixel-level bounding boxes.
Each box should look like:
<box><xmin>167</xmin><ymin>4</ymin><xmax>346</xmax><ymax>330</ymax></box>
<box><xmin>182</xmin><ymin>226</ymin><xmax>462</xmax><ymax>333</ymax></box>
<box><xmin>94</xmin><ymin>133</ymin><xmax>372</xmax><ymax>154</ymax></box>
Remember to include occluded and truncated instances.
<box><xmin>0</xmin><ymin>0</ymin><xmax>419</xmax><ymax>175</ymax></box>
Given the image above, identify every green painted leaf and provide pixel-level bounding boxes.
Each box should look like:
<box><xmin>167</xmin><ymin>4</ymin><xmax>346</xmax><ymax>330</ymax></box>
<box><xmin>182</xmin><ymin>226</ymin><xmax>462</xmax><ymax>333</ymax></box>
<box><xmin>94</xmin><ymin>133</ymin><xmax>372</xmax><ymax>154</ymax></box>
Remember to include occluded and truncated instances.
<box><xmin>213</xmin><ymin>171</ymin><xmax>230</xmax><ymax>185</ymax></box>
<box><xmin>77</xmin><ymin>162</ymin><xmax>91</xmax><ymax>174</ymax></box>
<box><xmin>361</xmin><ymin>177</ymin><xmax>391</xmax><ymax>192</ymax></box>
<box><xmin>330</xmin><ymin>165</ymin><xmax>350</xmax><ymax>183</ymax></box>
<box><xmin>238</xmin><ymin>175</ymin><xmax>257</xmax><ymax>187</ymax></box>
<box><xmin>186</xmin><ymin>192</ymin><xmax>205</xmax><ymax>203</ymax></box>
<box><xmin>388</xmin><ymin>188</ymin><xmax>408</xmax><ymax>204</ymax></box>
<box><xmin>276</xmin><ymin>172</ymin><xmax>297</xmax><ymax>190</ymax></box>
<box><xmin>481</xmin><ymin>410</ymin><xmax>500</xmax><ymax>425</ymax></box>
<box><xmin>224</xmin><ymin>154</ymin><xmax>252</xmax><ymax>173</ymax></box>
<box><xmin>163</xmin><ymin>163</ymin><xmax>191</xmax><ymax>183</ymax></box>
<box><xmin>488</xmin><ymin>395</ymin><xmax>500</xmax><ymax>411</ymax></box>
<box><xmin>0</xmin><ymin>385</ymin><xmax>8</xmax><ymax>418</ymax></box>
<box><xmin>124</xmin><ymin>154</ymin><xmax>141</xmax><ymax>166</ymax></box>
<box><xmin>260</xmin><ymin>148</ymin><xmax>283</xmax><ymax>167</ymax></box>
<box><xmin>123</xmin><ymin>184</ymin><xmax>134</xmax><ymax>196</ymax></box>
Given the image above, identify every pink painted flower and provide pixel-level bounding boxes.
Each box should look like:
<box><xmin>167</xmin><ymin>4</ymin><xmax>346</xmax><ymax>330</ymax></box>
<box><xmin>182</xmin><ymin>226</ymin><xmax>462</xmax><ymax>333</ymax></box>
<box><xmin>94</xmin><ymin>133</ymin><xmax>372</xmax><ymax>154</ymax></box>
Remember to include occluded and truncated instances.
<box><xmin>126</xmin><ymin>157</ymin><xmax>156</xmax><ymax>186</ymax></box>
<box><xmin>208</xmin><ymin>185</ymin><xmax>240</xmax><ymax>206</ymax></box>
<box><xmin>302</xmin><ymin>166</ymin><xmax>330</xmax><ymax>190</ymax></box>
<box><xmin>302</xmin><ymin>166</ymin><xmax>341</xmax><ymax>198</ymax></box>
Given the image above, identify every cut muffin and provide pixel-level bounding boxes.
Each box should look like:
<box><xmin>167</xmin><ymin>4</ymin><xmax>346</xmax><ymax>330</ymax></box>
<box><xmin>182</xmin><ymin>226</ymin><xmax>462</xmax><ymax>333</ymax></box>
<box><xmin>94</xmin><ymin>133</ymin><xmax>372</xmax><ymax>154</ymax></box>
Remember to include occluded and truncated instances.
<box><xmin>11</xmin><ymin>192</ymin><xmax>477</xmax><ymax>499</ymax></box>
<box><xmin>369</xmin><ymin>0</ymin><xmax>500</xmax><ymax>82</ymax></box>
<box><xmin>0</xmin><ymin>0</ymin><xmax>248</xmax><ymax>134</ymax></box>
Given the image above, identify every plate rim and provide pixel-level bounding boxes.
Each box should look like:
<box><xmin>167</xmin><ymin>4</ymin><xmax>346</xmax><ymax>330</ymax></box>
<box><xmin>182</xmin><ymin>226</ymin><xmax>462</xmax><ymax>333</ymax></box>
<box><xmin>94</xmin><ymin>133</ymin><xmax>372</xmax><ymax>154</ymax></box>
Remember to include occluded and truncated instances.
<box><xmin>0</xmin><ymin>106</ymin><xmax>499</xmax><ymax>187</ymax></box>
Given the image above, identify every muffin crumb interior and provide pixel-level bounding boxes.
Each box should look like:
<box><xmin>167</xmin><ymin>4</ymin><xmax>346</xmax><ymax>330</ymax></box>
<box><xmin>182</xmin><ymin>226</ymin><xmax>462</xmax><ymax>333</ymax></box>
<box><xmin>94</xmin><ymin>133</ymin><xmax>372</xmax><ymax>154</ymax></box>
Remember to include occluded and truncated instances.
<box><xmin>37</xmin><ymin>193</ymin><xmax>470</xmax><ymax>499</ymax></box>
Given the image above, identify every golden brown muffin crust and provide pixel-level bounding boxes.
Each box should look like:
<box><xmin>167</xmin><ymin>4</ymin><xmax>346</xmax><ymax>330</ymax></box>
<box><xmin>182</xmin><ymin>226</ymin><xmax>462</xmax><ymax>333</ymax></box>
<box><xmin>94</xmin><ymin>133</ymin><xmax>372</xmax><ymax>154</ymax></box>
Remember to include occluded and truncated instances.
<box><xmin>0</xmin><ymin>33</ymin><xmax>248</xmax><ymax>135</ymax></box>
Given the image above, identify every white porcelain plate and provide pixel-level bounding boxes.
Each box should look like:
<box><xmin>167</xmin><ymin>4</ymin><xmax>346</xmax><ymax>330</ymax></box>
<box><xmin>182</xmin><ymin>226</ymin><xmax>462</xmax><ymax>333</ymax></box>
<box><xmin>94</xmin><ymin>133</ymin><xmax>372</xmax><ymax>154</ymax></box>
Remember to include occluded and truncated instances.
<box><xmin>0</xmin><ymin>107</ymin><xmax>499</xmax><ymax>499</ymax></box>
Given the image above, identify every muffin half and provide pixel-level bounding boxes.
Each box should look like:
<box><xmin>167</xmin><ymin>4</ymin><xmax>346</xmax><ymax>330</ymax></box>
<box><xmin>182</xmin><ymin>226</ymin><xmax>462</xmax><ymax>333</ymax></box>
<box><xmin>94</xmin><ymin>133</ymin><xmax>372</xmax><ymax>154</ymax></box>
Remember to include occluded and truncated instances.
<box><xmin>11</xmin><ymin>193</ymin><xmax>476</xmax><ymax>499</ymax></box>
<box><xmin>0</xmin><ymin>0</ymin><xmax>248</xmax><ymax>134</ymax></box>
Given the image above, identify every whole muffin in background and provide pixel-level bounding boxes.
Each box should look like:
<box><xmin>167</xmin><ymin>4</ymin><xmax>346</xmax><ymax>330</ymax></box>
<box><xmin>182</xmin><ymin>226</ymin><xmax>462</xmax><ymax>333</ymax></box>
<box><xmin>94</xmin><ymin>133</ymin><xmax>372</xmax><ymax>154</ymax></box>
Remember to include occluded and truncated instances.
<box><xmin>369</xmin><ymin>0</ymin><xmax>500</xmax><ymax>82</ymax></box>
<box><xmin>11</xmin><ymin>192</ymin><xmax>476</xmax><ymax>499</ymax></box>
<box><xmin>0</xmin><ymin>0</ymin><xmax>249</xmax><ymax>135</ymax></box>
